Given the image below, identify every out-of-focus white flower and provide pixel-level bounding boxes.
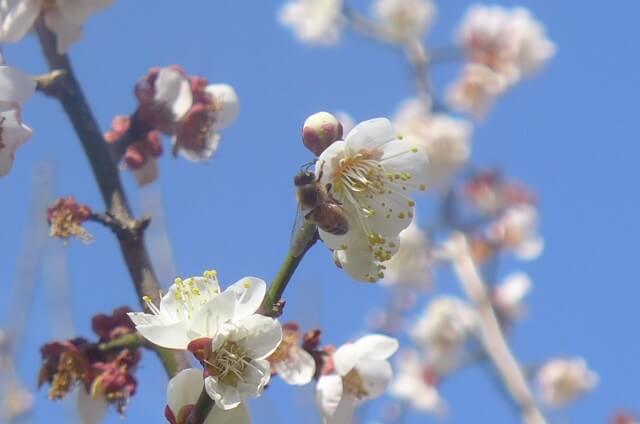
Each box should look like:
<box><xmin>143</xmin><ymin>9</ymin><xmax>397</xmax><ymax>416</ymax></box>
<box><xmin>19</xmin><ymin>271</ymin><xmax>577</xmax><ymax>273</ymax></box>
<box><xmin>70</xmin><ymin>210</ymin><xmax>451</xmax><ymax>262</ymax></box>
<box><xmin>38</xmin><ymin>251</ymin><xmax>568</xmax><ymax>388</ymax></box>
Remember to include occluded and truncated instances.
<box><xmin>76</xmin><ymin>387</ymin><xmax>107</xmax><ymax>424</ymax></box>
<box><xmin>394</xmin><ymin>98</ymin><xmax>471</xmax><ymax>187</ymax></box>
<box><xmin>268</xmin><ymin>323</ymin><xmax>316</xmax><ymax>385</ymax></box>
<box><xmin>488</xmin><ymin>204</ymin><xmax>544</xmax><ymax>260</ymax></box>
<box><xmin>0</xmin><ymin>66</ymin><xmax>35</xmax><ymax>178</ymax></box>
<box><xmin>316</xmin><ymin>335</ymin><xmax>398</xmax><ymax>424</ymax></box>
<box><xmin>536</xmin><ymin>358</ymin><xmax>598</xmax><ymax>407</ymax></box>
<box><xmin>383</xmin><ymin>220</ymin><xmax>433</xmax><ymax>290</ymax></box>
<box><xmin>128</xmin><ymin>271</ymin><xmax>266</xmax><ymax>350</ymax></box>
<box><xmin>410</xmin><ymin>296</ymin><xmax>477</xmax><ymax>373</ymax></box>
<box><xmin>458</xmin><ymin>5</ymin><xmax>555</xmax><ymax>82</ymax></box>
<box><xmin>463</xmin><ymin>169</ymin><xmax>536</xmax><ymax>215</ymax></box>
<box><xmin>166</xmin><ymin>368</ymin><xmax>251</xmax><ymax>424</ymax></box>
<box><xmin>197</xmin><ymin>315</ymin><xmax>282</xmax><ymax>410</ymax></box>
<box><xmin>279</xmin><ymin>0</ymin><xmax>343</xmax><ymax>45</ymax></box>
<box><xmin>447</xmin><ymin>63</ymin><xmax>509</xmax><ymax>118</ymax></box>
<box><xmin>316</xmin><ymin>117</ymin><xmax>429</xmax><ymax>282</ymax></box>
<box><xmin>372</xmin><ymin>0</ymin><xmax>436</xmax><ymax>42</ymax></box>
<box><xmin>172</xmin><ymin>82</ymin><xmax>239</xmax><ymax>162</ymax></box>
<box><xmin>0</xmin><ymin>0</ymin><xmax>114</xmax><ymax>53</ymax></box>
<box><xmin>389</xmin><ymin>349</ymin><xmax>446</xmax><ymax>415</ymax></box>
<box><xmin>493</xmin><ymin>272</ymin><xmax>531</xmax><ymax>321</ymax></box>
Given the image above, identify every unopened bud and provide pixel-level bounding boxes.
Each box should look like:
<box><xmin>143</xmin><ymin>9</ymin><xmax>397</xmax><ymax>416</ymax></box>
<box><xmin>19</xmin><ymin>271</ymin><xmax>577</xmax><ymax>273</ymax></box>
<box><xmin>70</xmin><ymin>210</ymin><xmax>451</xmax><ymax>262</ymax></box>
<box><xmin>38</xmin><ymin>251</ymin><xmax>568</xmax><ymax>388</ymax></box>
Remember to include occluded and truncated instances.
<box><xmin>302</xmin><ymin>112</ymin><xmax>343</xmax><ymax>156</ymax></box>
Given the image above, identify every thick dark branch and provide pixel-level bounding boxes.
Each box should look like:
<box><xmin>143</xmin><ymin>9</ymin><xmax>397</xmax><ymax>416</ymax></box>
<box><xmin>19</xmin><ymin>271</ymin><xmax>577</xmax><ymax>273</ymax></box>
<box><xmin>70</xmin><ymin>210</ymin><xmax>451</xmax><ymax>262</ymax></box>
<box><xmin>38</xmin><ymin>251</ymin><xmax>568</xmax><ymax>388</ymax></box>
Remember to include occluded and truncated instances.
<box><xmin>35</xmin><ymin>19</ymin><xmax>188</xmax><ymax>377</ymax></box>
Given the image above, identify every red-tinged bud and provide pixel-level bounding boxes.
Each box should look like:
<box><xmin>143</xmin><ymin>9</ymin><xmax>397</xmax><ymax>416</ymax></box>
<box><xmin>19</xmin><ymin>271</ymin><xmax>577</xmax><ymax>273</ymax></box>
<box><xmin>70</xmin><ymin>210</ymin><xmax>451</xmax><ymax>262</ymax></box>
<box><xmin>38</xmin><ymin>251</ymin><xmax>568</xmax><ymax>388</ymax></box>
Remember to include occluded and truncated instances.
<box><xmin>187</xmin><ymin>337</ymin><xmax>212</xmax><ymax>363</ymax></box>
<box><xmin>91</xmin><ymin>307</ymin><xmax>136</xmax><ymax>342</ymax></box>
<box><xmin>302</xmin><ymin>112</ymin><xmax>343</xmax><ymax>156</ymax></box>
<box><xmin>47</xmin><ymin>197</ymin><xmax>93</xmax><ymax>244</ymax></box>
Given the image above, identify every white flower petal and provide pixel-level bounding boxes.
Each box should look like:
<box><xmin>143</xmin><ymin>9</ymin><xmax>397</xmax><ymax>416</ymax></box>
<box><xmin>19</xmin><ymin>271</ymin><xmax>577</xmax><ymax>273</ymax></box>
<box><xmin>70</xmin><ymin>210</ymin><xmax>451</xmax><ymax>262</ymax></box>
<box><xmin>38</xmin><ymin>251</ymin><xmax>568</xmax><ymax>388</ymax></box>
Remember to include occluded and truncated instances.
<box><xmin>0</xmin><ymin>66</ymin><xmax>36</xmax><ymax>109</ymax></box>
<box><xmin>206</xmin><ymin>404</ymin><xmax>251</xmax><ymax>424</ymax></box>
<box><xmin>514</xmin><ymin>236</ymin><xmax>544</xmax><ymax>260</ymax></box>
<box><xmin>206</xmin><ymin>84</ymin><xmax>239</xmax><ymax>131</ymax></box>
<box><xmin>273</xmin><ymin>347</ymin><xmax>316</xmax><ymax>385</ymax></box>
<box><xmin>0</xmin><ymin>0</ymin><xmax>40</xmax><ymax>43</ymax></box>
<box><xmin>173</xmin><ymin>131</ymin><xmax>221</xmax><ymax>163</ymax></box>
<box><xmin>355</xmin><ymin>358</ymin><xmax>393</xmax><ymax>399</ymax></box>
<box><xmin>155</xmin><ymin>67</ymin><xmax>192</xmax><ymax>121</ymax></box>
<box><xmin>44</xmin><ymin>8</ymin><xmax>84</xmax><ymax>53</ymax></box>
<box><xmin>315</xmin><ymin>374</ymin><xmax>343</xmax><ymax>417</ymax></box>
<box><xmin>354</xmin><ymin>334</ymin><xmax>399</xmax><ymax>361</ymax></box>
<box><xmin>189</xmin><ymin>288</ymin><xmax>237</xmax><ymax>338</ymax></box>
<box><xmin>76</xmin><ymin>387</ymin><xmax>107</xmax><ymax>424</ymax></box>
<box><xmin>167</xmin><ymin>368</ymin><xmax>204</xmax><ymax>415</ymax></box>
<box><xmin>204</xmin><ymin>377</ymin><xmax>242</xmax><ymax>410</ymax></box>
<box><xmin>240</xmin><ymin>314</ymin><xmax>283</xmax><ymax>359</ymax></box>
<box><xmin>227</xmin><ymin>277</ymin><xmax>267</xmax><ymax>321</ymax></box>
<box><xmin>344</xmin><ymin>118</ymin><xmax>396</xmax><ymax>154</ymax></box>
<box><xmin>135</xmin><ymin>321</ymin><xmax>190</xmax><ymax>350</ymax></box>
<box><xmin>236</xmin><ymin>359</ymin><xmax>271</xmax><ymax>397</ymax></box>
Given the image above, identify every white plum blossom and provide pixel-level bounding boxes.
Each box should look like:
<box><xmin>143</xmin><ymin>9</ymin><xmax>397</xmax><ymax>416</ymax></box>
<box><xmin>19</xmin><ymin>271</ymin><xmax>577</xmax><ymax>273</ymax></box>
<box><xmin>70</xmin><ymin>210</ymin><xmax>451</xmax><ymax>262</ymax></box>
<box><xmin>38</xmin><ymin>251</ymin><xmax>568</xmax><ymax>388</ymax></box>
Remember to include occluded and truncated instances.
<box><xmin>197</xmin><ymin>314</ymin><xmax>282</xmax><ymax>410</ymax></box>
<box><xmin>268</xmin><ymin>323</ymin><xmax>316</xmax><ymax>385</ymax></box>
<box><xmin>389</xmin><ymin>349</ymin><xmax>446</xmax><ymax>415</ymax></box>
<box><xmin>173</xmin><ymin>83</ymin><xmax>239</xmax><ymax>162</ymax></box>
<box><xmin>316</xmin><ymin>334</ymin><xmax>398</xmax><ymax>424</ymax></box>
<box><xmin>536</xmin><ymin>358</ymin><xmax>598</xmax><ymax>407</ymax></box>
<box><xmin>279</xmin><ymin>0</ymin><xmax>343</xmax><ymax>45</ymax></box>
<box><xmin>394</xmin><ymin>98</ymin><xmax>472</xmax><ymax>187</ymax></box>
<box><xmin>166</xmin><ymin>368</ymin><xmax>250</xmax><ymax>424</ymax></box>
<box><xmin>316</xmin><ymin>117</ymin><xmax>429</xmax><ymax>282</ymax></box>
<box><xmin>127</xmin><ymin>271</ymin><xmax>266</xmax><ymax>350</ymax></box>
<box><xmin>0</xmin><ymin>0</ymin><xmax>114</xmax><ymax>53</ymax></box>
<box><xmin>382</xmin><ymin>220</ymin><xmax>433</xmax><ymax>290</ymax></box>
<box><xmin>458</xmin><ymin>5</ymin><xmax>556</xmax><ymax>82</ymax></box>
<box><xmin>147</xmin><ymin>67</ymin><xmax>193</xmax><ymax>133</ymax></box>
<box><xmin>447</xmin><ymin>63</ymin><xmax>509</xmax><ymax>118</ymax></box>
<box><xmin>487</xmin><ymin>204</ymin><xmax>544</xmax><ymax>260</ymax></box>
<box><xmin>410</xmin><ymin>296</ymin><xmax>477</xmax><ymax>373</ymax></box>
<box><xmin>372</xmin><ymin>0</ymin><xmax>436</xmax><ymax>42</ymax></box>
<box><xmin>493</xmin><ymin>272</ymin><xmax>532</xmax><ymax>321</ymax></box>
<box><xmin>0</xmin><ymin>66</ymin><xmax>35</xmax><ymax>178</ymax></box>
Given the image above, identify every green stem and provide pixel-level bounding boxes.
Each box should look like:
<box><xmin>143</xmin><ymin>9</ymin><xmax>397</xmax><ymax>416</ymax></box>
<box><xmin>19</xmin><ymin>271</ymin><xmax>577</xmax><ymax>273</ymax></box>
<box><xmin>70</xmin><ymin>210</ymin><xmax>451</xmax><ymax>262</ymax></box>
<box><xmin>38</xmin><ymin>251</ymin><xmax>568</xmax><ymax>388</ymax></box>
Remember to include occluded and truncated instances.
<box><xmin>259</xmin><ymin>221</ymin><xmax>319</xmax><ymax>317</ymax></box>
<box><xmin>98</xmin><ymin>333</ymin><xmax>142</xmax><ymax>351</ymax></box>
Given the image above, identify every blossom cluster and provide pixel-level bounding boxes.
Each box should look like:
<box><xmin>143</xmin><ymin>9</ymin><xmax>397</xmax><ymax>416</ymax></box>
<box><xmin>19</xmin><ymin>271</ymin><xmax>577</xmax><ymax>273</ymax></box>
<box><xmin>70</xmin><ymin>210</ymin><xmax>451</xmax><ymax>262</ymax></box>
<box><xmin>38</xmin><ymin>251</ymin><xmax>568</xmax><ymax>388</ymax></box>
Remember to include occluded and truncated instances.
<box><xmin>106</xmin><ymin>66</ymin><xmax>239</xmax><ymax>186</ymax></box>
<box><xmin>38</xmin><ymin>307</ymin><xmax>141</xmax><ymax>421</ymax></box>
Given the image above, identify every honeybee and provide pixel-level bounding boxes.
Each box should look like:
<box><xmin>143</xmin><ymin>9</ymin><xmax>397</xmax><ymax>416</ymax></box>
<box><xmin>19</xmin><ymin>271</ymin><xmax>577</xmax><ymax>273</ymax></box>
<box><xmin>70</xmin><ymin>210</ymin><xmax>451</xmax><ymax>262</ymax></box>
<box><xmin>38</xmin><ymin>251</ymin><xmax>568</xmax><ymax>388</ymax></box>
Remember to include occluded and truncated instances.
<box><xmin>294</xmin><ymin>165</ymin><xmax>349</xmax><ymax>236</ymax></box>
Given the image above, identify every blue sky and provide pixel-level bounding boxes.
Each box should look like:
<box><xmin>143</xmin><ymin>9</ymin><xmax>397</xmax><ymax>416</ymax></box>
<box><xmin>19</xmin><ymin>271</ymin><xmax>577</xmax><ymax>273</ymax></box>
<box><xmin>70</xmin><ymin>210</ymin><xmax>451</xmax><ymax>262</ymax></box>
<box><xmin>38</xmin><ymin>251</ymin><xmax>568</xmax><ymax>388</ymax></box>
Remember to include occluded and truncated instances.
<box><xmin>0</xmin><ymin>0</ymin><xmax>638</xmax><ymax>423</ymax></box>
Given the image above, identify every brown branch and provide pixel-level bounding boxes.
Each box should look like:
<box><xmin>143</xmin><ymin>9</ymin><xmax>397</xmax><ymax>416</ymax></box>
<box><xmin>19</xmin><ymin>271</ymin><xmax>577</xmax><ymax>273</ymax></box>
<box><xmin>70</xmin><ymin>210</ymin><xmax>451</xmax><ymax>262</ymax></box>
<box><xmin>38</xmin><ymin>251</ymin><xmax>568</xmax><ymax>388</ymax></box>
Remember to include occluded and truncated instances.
<box><xmin>35</xmin><ymin>19</ymin><xmax>188</xmax><ymax>377</ymax></box>
<box><xmin>185</xmin><ymin>388</ymin><xmax>215</xmax><ymax>424</ymax></box>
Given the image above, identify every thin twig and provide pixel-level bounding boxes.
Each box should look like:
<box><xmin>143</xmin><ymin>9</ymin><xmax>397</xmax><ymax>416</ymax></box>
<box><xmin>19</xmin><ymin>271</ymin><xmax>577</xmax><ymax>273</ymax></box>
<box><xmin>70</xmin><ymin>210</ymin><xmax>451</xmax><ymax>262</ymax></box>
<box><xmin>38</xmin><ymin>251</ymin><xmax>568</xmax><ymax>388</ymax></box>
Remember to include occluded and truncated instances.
<box><xmin>185</xmin><ymin>388</ymin><xmax>215</xmax><ymax>424</ymax></box>
<box><xmin>34</xmin><ymin>19</ymin><xmax>189</xmax><ymax>377</ymax></box>
<box><xmin>447</xmin><ymin>233</ymin><xmax>547</xmax><ymax>424</ymax></box>
<box><xmin>98</xmin><ymin>333</ymin><xmax>143</xmax><ymax>352</ymax></box>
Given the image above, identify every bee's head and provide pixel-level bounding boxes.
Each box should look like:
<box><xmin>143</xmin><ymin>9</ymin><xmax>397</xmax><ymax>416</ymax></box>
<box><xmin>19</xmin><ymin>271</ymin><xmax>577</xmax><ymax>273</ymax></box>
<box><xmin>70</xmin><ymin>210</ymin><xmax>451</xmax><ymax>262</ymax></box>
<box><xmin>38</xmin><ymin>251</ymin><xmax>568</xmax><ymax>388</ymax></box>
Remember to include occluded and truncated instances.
<box><xmin>294</xmin><ymin>171</ymin><xmax>316</xmax><ymax>186</ymax></box>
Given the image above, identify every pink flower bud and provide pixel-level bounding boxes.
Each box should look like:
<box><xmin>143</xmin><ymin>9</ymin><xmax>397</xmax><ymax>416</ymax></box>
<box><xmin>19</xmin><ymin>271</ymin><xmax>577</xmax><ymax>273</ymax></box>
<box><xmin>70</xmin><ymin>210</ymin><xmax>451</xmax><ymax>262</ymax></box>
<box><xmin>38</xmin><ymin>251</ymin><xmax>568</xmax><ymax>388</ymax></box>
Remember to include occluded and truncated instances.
<box><xmin>302</xmin><ymin>111</ymin><xmax>343</xmax><ymax>156</ymax></box>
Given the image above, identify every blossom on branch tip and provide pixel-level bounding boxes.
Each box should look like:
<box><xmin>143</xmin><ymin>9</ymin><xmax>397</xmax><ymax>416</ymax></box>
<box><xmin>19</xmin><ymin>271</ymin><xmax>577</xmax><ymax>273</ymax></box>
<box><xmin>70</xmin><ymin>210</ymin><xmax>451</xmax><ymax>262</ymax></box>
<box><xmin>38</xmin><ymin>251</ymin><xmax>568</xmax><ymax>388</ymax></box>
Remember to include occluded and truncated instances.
<box><xmin>410</xmin><ymin>296</ymin><xmax>477</xmax><ymax>374</ymax></box>
<box><xmin>315</xmin><ymin>334</ymin><xmax>398</xmax><ymax>424</ymax></box>
<box><xmin>0</xmin><ymin>0</ymin><xmax>114</xmax><ymax>53</ymax></box>
<box><xmin>0</xmin><ymin>65</ymin><xmax>35</xmax><ymax>178</ymax></box>
<box><xmin>486</xmin><ymin>204</ymin><xmax>544</xmax><ymax>260</ymax></box>
<box><xmin>47</xmin><ymin>197</ymin><xmax>93</xmax><ymax>243</ymax></box>
<box><xmin>267</xmin><ymin>322</ymin><xmax>316</xmax><ymax>385</ymax></box>
<box><xmin>458</xmin><ymin>5</ymin><xmax>556</xmax><ymax>82</ymax></box>
<box><xmin>279</xmin><ymin>0</ymin><xmax>343</xmax><ymax>45</ymax></box>
<box><xmin>165</xmin><ymin>368</ymin><xmax>250</xmax><ymax>424</ymax></box>
<box><xmin>316</xmin><ymin>117</ymin><xmax>429</xmax><ymax>282</ymax></box>
<box><xmin>463</xmin><ymin>169</ymin><xmax>536</xmax><ymax>215</ymax></box>
<box><xmin>372</xmin><ymin>0</ymin><xmax>436</xmax><ymax>42</ymax></box>
<box><xmin>536</xmin><ymin>358</ymin><xmax>598</xmax><ymax>407</ymax></box>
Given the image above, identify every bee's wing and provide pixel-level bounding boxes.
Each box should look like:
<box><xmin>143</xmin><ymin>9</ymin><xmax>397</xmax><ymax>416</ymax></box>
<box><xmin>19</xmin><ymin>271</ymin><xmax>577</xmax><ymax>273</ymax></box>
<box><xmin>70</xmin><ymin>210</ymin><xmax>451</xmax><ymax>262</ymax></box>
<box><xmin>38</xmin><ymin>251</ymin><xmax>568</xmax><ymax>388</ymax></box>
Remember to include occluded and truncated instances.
<box><xmin>290</xmin><ymin>203</ymin><xmax>317</xmax><ymax>257</ymax></box>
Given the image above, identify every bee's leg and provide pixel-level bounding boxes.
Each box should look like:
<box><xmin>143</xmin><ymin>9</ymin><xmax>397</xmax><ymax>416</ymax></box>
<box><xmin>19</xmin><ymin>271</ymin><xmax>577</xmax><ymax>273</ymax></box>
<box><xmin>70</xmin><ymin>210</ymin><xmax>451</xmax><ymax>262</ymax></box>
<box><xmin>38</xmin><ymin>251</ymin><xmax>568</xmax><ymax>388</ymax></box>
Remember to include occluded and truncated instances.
<box><xmin>304</xmin><ymin>210</ymin><xmax>314</xmax><ymax>220</ymax></box>
<box><xmin>316</xmin><ymin>160</ymin><xmax>326</xmax><ymax>182</ymax></box>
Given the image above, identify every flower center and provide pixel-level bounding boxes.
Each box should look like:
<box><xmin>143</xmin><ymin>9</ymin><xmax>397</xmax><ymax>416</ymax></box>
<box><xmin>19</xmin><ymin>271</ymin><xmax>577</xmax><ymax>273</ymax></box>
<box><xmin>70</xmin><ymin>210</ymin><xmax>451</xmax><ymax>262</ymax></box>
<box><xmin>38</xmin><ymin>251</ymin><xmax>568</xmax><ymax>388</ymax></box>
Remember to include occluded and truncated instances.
<box><xmin>205</xmin><ymin>340</ymin><xmax>251</xmax><ymax>387</ymax></box>
<box><xmin>143</xmin><ymin>271</ymin><xmax>220</xmax><ymax>320</ymax></box>
<box><xmin>342</xmin><ymin>369</ymin><xmax>369</xmax><ymax>399</ymax></box>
